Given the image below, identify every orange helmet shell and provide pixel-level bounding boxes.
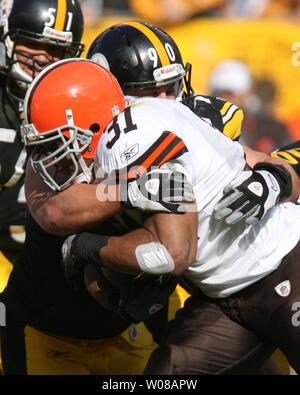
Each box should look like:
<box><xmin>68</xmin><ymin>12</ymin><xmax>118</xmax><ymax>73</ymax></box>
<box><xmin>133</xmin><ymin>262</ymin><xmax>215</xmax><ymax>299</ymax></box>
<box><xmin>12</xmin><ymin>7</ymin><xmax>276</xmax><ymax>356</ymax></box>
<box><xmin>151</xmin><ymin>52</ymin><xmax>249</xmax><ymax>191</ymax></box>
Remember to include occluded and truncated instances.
<box><xmin>25</xmin><ymin>58</ymin><xmax>126</xmax><ymax>159</ymax></box>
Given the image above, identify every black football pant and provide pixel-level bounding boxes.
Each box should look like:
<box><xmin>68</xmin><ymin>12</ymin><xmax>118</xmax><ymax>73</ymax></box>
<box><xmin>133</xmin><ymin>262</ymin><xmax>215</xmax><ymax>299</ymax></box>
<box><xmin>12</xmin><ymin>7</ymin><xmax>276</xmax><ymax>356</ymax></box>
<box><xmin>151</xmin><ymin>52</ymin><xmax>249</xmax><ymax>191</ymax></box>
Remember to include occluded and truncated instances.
<box><xmin>144</xmin><ymin>242</ymin><xmax>300</xmax><ymax>375</ymax></box>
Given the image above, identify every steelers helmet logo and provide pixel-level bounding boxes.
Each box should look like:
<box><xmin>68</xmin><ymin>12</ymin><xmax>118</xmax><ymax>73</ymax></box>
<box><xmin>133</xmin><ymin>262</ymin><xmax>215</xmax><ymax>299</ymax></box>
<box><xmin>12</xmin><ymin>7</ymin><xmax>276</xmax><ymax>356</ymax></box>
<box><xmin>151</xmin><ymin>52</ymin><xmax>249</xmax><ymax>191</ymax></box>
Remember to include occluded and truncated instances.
<box><xmin>90</xmin><ymin>53</ymin><xmax>110</xmax><ymax>71</ymax></box>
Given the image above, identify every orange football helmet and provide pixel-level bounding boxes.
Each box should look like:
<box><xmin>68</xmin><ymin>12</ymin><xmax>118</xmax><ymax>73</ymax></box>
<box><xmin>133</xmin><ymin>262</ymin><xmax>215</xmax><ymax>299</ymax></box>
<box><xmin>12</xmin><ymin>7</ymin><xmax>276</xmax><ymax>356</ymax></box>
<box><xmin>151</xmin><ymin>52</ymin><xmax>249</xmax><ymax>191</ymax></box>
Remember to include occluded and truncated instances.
<box><xmin>21</xmin><ymin>58</ymin><xmax>126</xmax><ymax>190</ymax></box>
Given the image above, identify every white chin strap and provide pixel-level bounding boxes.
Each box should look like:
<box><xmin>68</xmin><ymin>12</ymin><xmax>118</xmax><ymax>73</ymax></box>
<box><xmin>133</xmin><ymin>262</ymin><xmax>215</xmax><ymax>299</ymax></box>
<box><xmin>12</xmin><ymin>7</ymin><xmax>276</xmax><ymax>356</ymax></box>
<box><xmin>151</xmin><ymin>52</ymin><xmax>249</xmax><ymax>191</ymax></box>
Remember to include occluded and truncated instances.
<box><xmin>77</xmin><ymin>151</ymin><xmax>93</xmax><ymax>184</ymax></box>
<box><xmin>5</xmin><ymin>35</ymin><xmax>32</xmax><ymax>89</ymax></box>
<box><xmin>11</xmin><ymin>60</ymin><xmax>32</xmax><ymax>88</ymax></box>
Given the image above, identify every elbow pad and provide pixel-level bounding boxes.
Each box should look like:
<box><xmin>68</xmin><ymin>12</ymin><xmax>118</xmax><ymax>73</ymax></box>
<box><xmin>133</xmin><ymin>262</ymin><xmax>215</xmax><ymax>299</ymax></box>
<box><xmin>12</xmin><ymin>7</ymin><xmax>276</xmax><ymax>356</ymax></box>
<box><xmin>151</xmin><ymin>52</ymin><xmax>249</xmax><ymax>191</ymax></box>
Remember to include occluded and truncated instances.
<box><xmin>135</xmin><ymin>242</ymin><xmax>175</xmax><ymax>274</ymax></box>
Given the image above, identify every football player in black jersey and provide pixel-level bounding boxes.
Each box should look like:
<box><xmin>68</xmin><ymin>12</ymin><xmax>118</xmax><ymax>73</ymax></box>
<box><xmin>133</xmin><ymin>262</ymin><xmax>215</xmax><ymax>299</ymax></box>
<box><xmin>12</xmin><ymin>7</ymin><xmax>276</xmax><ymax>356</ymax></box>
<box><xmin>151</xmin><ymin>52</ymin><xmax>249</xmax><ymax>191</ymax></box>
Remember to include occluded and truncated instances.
<box><xmin>0</xmin><ymin>0</ymin><xmax>84</xmax><ymax>281</ymax></box>
<box><xmin>0</xmin><ymin>0</ymin><xmax>86</xmax><ymax>375</ymax></box>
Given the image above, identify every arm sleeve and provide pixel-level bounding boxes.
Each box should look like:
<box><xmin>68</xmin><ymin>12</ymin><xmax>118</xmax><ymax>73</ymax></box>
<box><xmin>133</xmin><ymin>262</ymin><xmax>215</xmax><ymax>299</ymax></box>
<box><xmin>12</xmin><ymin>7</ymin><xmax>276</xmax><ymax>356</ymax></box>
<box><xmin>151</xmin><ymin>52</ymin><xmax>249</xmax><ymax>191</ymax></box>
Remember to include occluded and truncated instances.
<box><xmin>271</xmin><ymin>140</ymin><xmax>300</xmax><ymax>179</ymax></box>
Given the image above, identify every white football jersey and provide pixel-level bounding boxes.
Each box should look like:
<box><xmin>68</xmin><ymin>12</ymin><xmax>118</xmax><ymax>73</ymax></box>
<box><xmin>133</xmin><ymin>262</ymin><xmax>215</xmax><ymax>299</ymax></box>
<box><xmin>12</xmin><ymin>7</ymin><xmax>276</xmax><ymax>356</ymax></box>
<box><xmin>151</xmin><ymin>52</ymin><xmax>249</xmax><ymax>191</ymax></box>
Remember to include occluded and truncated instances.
<box><xmin>95</xmin><ymin>97</ymin><xmax>300</xmax><ymax>298</ymax></box>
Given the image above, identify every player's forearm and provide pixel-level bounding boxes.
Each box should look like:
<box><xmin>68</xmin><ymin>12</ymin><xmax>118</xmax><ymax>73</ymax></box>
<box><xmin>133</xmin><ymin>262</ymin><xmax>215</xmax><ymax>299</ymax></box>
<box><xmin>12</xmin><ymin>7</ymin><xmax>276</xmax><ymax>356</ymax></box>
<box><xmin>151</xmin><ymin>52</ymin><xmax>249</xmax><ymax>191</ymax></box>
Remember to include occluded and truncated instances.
<box><xmin>100</xmin><ymin>211</ymin><xmax>197</xmax><ymax>277</ymax></box>
<box><xmin>26</xmin><ymin>173</ymin><xmax>122</xmax><ymax>236</ymax></box>
<box><xmin>100</xmin><ymin>228</ymin><xmax>155</xmax><ymax>275</ymax></box>
<box><xmin>39</xmin><ymin>183</ymin><xmax>122</xmax><ymax>236</ymax></box>
<box><xmin>143</xmin><ymin>211</ymin><xmax>198</xmax><ymax>276</ymax></box>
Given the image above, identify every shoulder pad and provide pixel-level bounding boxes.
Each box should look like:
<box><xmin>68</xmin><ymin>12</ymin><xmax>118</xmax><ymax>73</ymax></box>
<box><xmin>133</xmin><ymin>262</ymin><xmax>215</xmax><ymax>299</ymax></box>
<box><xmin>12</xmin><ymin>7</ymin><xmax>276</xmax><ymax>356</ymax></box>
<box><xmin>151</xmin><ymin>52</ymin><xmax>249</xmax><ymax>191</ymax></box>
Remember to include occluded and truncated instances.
<box><xmin>182</xmin><ymin>94</ymin><xmax>244</xmax><ymax>140</ymax></box>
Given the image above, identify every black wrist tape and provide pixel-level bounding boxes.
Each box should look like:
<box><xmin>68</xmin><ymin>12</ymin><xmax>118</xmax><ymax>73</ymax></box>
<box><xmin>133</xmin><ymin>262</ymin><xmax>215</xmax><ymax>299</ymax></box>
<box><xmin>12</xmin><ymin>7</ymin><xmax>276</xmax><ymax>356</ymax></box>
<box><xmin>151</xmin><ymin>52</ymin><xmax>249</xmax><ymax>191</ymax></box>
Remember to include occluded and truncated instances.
<box><xmin>71</xmin><ymin>232</ymin><xmax>110</xmax><ymax>266</ymax></box>
<box><xmin>253</xmin><ymin>162</ymin><xmax>292</xmax><ymax>200</ymax></box>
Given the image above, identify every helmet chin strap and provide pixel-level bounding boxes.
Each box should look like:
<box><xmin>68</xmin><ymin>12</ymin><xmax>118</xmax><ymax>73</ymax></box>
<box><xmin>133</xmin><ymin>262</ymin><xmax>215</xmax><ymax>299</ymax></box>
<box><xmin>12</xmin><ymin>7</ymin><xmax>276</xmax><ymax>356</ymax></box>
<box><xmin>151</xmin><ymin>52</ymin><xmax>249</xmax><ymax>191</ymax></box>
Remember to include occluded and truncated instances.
<box><xmin>66</xmin><ymin>109</ymin><xmax>93</xmax><ymax>184</ymax></box>
<box><xmin>77</xmin><ymin>153</ymin><xmax>93</xmax><ymax>184</ymax></box>
<box><xmin>11</xmin><ymin>61</ymin><xmax>32</xmax><ymax>88</ymax></box>
<box><xmin>5</xmin><ymin>35</ymin><xmax>32</xmax><ymax>89</ymax></box>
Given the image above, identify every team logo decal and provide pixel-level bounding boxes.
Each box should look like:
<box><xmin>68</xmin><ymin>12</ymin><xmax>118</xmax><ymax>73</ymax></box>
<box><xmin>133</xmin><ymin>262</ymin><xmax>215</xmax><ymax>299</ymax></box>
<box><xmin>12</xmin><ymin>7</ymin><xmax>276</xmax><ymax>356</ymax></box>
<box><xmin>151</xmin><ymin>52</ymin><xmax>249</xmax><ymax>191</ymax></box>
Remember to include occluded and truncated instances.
<box><xmin>0</xmin><ymin>0</ymin><xmax>13</xmax><ymax>21</ymax></box>
<box><xmin>129</xmin><ymin>324</ymin><xmax>138</xmax><ymax>341</ymax></box>
<box><xmin>148</xmin><ymin>303</ymin><xmax>164</xmax><ymax>315</ymax></box>
<box><xmin>145</xmin><ymin>178</ymin><xmax>160</xmax><ymax>196</ymax></box>
<box><xmin>275</xmin><ymin>280</ymin><xmax>291</xmax><ymax>297</ymax></box>
<box><xmin>90</xmin><ymin>53</ymin><xmax>110</xmax><ymax>71</ymax></box>
<box><xmin>248</xmin><ymin>182</ymin><xmax>263</xmax><ymax>197</ymax></box>
<box><xmin>112</xmin><ymin>105</ymin><xmax>120</xmax><ymax>117</ymax></box>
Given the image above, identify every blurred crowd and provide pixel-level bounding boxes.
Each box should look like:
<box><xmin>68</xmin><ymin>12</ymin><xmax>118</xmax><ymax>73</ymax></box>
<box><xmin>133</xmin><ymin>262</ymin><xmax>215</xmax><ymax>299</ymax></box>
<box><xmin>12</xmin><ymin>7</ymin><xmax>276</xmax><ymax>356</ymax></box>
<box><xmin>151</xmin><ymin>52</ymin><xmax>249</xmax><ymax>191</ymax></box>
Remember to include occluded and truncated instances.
<box><xmin>207</xmin><ymin>59</ymin><xmax>293</xmax><ymax>153</ymax></box>
<box><xmin>81</xmin><ymin>0</ymin><xmax>300</xmax><ymax>26</ymax></box>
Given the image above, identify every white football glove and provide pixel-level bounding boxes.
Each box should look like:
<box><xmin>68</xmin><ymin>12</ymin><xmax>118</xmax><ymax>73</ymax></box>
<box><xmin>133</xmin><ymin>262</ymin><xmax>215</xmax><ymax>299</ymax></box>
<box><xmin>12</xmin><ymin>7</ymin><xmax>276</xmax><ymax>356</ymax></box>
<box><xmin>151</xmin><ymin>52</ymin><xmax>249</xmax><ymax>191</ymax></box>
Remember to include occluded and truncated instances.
<box><xmin>213</xmin><ymin>169</ymin><xmax>281</xmax><ymax>225</ymax></box>
<box><xmin>121</xmin><ymin>162</ymin><xmax>195</xmax><ymax>214</ymax></box>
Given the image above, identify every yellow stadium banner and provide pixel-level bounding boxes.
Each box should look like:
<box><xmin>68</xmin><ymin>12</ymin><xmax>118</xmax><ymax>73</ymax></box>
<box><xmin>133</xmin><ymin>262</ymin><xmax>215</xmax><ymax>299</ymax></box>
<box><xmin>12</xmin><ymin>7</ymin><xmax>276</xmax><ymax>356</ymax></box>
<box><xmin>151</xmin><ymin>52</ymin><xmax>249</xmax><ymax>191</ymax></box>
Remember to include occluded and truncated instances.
<box><xmin>83</xmin><ymin>16</ymin><xmax>300</xmax><ymax>124</ymax></box>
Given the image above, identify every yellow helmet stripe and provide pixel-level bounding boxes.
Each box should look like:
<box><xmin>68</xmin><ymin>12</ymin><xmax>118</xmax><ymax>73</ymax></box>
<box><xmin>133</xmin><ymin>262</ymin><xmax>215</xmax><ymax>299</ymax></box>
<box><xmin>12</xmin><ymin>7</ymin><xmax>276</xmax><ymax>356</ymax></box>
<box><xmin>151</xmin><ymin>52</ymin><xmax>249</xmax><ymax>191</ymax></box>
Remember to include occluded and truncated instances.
<box><xmin>124</xmin><ymin>22</ymin><xmax>170</xmax><ymax>66</ymax></box>
<box><xmin>54</xmin><ymin>0</ymin><xmax>67</xmax><ymax>31</ymax></box>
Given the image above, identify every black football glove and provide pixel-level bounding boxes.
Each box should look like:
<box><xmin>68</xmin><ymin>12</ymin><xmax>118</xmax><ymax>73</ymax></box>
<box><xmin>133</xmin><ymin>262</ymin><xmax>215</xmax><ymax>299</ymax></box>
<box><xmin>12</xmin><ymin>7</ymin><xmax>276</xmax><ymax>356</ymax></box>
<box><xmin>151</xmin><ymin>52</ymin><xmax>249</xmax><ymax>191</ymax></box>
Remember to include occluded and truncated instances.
<box><xmin>118</xmin><ymin>273</ymin><xmax>179</xmax><ymax>323</ymax></box>
<box><xmin>61</xmin><ymin>232</ymin><xmax>109</xmax><ymax>290</ymax></box>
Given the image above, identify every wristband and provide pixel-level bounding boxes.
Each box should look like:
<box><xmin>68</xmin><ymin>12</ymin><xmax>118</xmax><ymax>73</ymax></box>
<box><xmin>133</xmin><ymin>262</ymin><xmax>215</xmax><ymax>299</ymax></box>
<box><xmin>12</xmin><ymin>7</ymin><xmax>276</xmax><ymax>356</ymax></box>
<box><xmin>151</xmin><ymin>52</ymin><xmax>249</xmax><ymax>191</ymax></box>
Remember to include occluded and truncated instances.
<box><xmin>71</xmin><ymin>232</ymin><xmax>110</xmax><ymax>266</ymax></box>
<box><xmin>253</xmin><ymin>162</ymin><xmax>292</xmax><ymax>200</ymax></box>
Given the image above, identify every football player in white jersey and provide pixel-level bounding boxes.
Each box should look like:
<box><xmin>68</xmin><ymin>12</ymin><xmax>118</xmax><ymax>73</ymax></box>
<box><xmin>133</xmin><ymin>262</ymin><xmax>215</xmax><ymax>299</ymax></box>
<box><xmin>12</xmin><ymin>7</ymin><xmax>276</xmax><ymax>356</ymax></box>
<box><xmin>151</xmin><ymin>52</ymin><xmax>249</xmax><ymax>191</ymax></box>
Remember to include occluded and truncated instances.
<box><xmin>86</xmin><ymin>21</ymin><xmax>300</xmax><ymax>374</ymax></box>
<box><xmin>70</xmin><ymin>73</ymin><xmax>300</xmax><ymax>375</ymax></box>
<box><xmin>21</xmin><ymin>21</ymin><xmax>299</xmax><ymax>374</ymax></box>
<box><xmin>20</xmin><ymin>59</ymin><xmax>300</xmax><ymax>374</ymax></box>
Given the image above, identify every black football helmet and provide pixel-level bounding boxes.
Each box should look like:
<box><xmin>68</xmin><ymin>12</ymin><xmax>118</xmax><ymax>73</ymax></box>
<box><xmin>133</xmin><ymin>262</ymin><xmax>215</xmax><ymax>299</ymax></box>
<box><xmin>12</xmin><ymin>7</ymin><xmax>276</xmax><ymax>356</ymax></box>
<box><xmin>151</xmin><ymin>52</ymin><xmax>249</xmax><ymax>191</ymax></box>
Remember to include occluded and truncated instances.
<box><xmin>0</xmin><ymin>0</ymin><xmax>84</xmax><ymax>91</ymax></box>
<box><xmin>87</xmin><ymin>21</ymin><xmax>193</xmax><ymax>98</ymax></box>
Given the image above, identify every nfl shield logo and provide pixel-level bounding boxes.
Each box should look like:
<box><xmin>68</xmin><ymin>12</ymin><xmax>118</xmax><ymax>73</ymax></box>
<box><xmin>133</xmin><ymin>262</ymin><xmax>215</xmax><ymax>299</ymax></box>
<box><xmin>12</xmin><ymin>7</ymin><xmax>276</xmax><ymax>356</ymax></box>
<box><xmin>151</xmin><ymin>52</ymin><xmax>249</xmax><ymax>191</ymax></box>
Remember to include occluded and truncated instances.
<box><xmin>275</xmin><ymin>280</ymin><xmax>291</xmax><ymax>297</ymax></box>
